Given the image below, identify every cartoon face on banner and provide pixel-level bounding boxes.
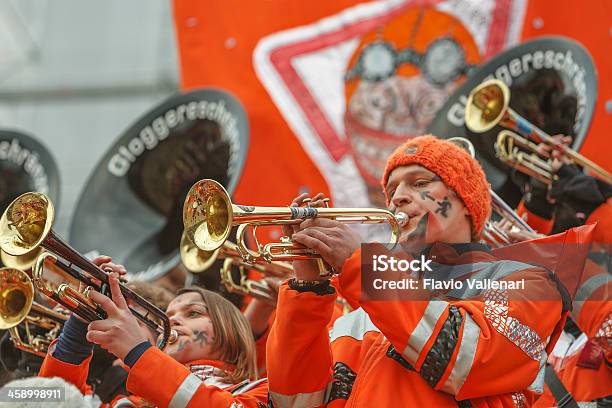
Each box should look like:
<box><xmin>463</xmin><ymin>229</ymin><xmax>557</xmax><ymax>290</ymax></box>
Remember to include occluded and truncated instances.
<box><xmin>255</xmin><ymin>0</ymin><xmax>525</xmax><ymax>210</ymax></box>
<box><xmin>343</xmin><ymin>7</ymin><xmax>479</xmax><ymax>206</ymax></box>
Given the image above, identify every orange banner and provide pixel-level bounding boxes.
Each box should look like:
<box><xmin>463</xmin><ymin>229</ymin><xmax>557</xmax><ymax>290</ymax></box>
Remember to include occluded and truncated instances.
<box><xmin>173</xmin><ymin>0</ymin><xmax>611</xmax><ymax>241</ymax></box>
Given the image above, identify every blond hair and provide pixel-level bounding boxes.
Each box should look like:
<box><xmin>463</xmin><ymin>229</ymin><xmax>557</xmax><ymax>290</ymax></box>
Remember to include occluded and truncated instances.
<box><xmin>177</xmin><ymin>287</ymin><xmax>257</xmax><ymax>383</ymax></box>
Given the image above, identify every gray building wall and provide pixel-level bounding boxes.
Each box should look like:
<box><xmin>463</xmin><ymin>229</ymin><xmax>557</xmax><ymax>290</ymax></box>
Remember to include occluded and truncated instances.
<box><xmin>0</xmin><ymin>0</ymin><xmax>180</xmax><ymax>237</ymax></box>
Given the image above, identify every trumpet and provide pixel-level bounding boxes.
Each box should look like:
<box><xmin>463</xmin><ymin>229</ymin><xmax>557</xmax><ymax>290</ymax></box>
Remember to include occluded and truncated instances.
<box><xmin>220</xmin><ymin>259</ymin><xmax>284</xmax><ymax>302</ymax></box>
<box><xmin>181</xmin><ymin>231</ymin><xmax>292</xmax><ymax>277</ymax></box>
<box><xmin>495</xmin><ymin>130</ymin><xmax>557</xmax><ymax>185</ymax></box>
<box><xmin>483</xmin><ymin>189</ymin><xmax>538</xmax><ymax>247</ymax></box>
<box><xmin>180</xmin><ymin>231</ymin><xmax>213</xmax><ymax>273</ymax></box>
<box><xmin>180</xmin><ymin>231</ymin><xmax>292</xmax><ymax>300</ymax></box>
<box><xmin>465</xmin><ymin>79</ymin><xmax>611</xmax><ymax>183</ymax></box>
<box><xmin>183</xmin><ymin>179</ymin><xmax>407</xmax><ymax>267</ymax></box>
<box><xmin>0</xmin><ymin>267</ymin><xmax>67</xmax><ymax>357</ymax></box>
<box><xmin>0</xmin><ymin>192</ymin><xmax>177</xmax><ymax>349</ymax></box>
<box><xmin>448</xmin><ymin>137</ymin><xmax>536</xmax><ymax>247</ymax></box>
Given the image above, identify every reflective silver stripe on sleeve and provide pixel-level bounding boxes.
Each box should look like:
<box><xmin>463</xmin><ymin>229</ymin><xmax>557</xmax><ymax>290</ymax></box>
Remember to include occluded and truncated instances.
<box><xmin>270</xmin><ymin>387</ymin><xmax>328</xmax><ymax>408</ymax></box>
<box><xmin>168</xmin><ymin>373</ymin><xmax>201</xmax><ymax>408</ymax></box>
<box><xmin>484</xmin><ymin>289</ymin><xmax>546</xmax><ymax>362</ymax></box>
<box><xmin>440</xmin><ymin>313</ymin><xmax>480</xmax><ymax>395</ymax></box>
<box><xmin>330</xmin><ymin>307</ymin><xmax>380</xmax><ymax>342</ymax></box>
<box><xmin>527</xmin><ymin>351</ymin><xmax>547</xmax><ymax>394</ymax></box>
<box><xmin>572</xmin><ymin>274</ymin><xmax>611</xmax><ymax>320</ymax></box>
<box><xmin>403</xmin><ymin>300</ymin><xmax>449</xmax><ymax>363</ymax></box>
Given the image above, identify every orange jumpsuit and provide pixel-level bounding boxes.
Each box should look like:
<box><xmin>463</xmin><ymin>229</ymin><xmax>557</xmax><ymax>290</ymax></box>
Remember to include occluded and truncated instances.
<box><xmin>533</xmin><ymin>256</ymin><xmax>611</xmax><ymax>407</ymax></box>
<box><xmin>267</xmin><ymin>244</ymin><xmax>568</xmax><ymax>407</ymax></box>
<box><xmin>39</xmin><ymin>340</ymin><xmax>268</xmax><ymax>408</ymax></box>
<box><xmin>518</xmin><ymin>177</ymin><xmax>612</xmax><ymax>406</ymax></box>
<box><xmin>255</xmin><ymin>296</ymin><xmax>350</xmax><ymax>377</ymax></box>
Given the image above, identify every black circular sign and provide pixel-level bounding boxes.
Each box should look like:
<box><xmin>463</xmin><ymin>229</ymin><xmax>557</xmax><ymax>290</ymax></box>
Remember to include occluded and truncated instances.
<box><xmin>69</xmin><ymin>89</ymin><xmax>249</xmax><ymax>281</ymax></box>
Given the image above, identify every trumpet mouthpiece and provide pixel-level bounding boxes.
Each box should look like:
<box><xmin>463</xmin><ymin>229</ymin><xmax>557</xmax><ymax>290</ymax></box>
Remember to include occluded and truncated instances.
<box><xmin>395</xmin><ymin>212</ymin><xmax>409</xmax><ymax>226</ymax></box>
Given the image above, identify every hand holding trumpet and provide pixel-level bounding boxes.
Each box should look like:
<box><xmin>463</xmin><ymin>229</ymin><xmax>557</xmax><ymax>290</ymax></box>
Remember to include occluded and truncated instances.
<box><xmin>284</xmin><ymin>193</ymin><xmax>361</xmax><ymax>280</ymax></box>
<box><xmin>86</xmin><ymin>272</ymin><xmax>151</xmax><ymax>361</ymax></box>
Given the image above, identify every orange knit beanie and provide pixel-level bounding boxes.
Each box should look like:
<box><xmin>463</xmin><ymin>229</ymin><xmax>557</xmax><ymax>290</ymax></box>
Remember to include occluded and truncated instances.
<box><xmin>381</xmin><ymin>135</ymin><xmax>491</xmax><ymax>236</ymax></box>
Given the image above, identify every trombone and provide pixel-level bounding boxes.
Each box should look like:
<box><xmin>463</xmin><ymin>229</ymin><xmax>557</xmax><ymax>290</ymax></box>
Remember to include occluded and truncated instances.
<box><xmin>464</xmin><ymin>79</ymin><xmax>611</xmax><ymax>183</ymax></box>
<box><xmin>448</xmin><ymin>137</ymin><xmax>537</xmax><ymax>247</ymax></box>
<box><xmin>183</xmin><ymin>179</ymin><xmax>407</xmax><ymax>266</ymax></box>
<box><xmin>0</xmin><ymin>267</ymin><xmax>67</xmax><ymax>357</ymax></box>
<box><xmin>0</xmin><ymin>192</ymin><xmax>177</xmax><ymax>349</ymax></box>
<box><xmin>495</xmin><ymin>130</ymin><xmax>557</xmax><ymax>185</ymax></box>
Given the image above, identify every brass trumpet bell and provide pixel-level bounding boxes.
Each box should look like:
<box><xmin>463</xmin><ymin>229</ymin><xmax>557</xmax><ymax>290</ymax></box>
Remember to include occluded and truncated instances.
<box><xmin>183</xmin><ymin>180</ymin><xmax>232</xmax><ymax>252</ymax></box>
<box><xmin>0</xmin><ymin>193</ymin><xmax>53</xmax><ymax>257</ymax></box>
<box><xmin>464</xmin><ymin>79</ymin><xmax>510</xmax><ymax>133</ymax></box>
<box><xmin>0</xmin><ymin>268</ymin><xmax>34</xmax><ymax>330</ymax></box>
<box><xmin>0</xmin><ymin>267</ymin><xmax>68</xmax><ymax>357</ymax></box>
<box><xmin>179</xmin><ymin>231</ymin><xmax>216</xmax><ymax>273</ymax></box>
<box><xmin>0</xmin><ymin>268</ymin><xmax>67</xmax><ymax>357</ymax></box>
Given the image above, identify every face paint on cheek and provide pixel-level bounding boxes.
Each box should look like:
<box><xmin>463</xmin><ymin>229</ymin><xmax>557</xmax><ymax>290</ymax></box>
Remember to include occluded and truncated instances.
<box><xmin>419</xmin><ymin>191</ymin><xmax>435</xmax><ymax>201</ymax></box>
<box><xmin>407</xmin><ymin>213</ymin><xmax>429</xmax><ymax>241</ymax></box>
<box><xmin>435</xmin><ymin>196</ymin><xmax>452</xmax><ymax>218</ymax></box>
<box><xmin>193</xmin><ymin>330</ymin><xmax>210</xmax><ymax>347</ymax></box>
<box><xmin>176</xmin><ymin>339</ymin><xmax>190</xmax><ymax>352</ymax></box>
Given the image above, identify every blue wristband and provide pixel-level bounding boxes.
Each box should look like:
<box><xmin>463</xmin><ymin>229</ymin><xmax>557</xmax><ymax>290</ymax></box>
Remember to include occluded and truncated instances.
<box><xmin>123</xmin><ymin>341</ymin><xmax>153</xmax><ymax>368</ymax></box>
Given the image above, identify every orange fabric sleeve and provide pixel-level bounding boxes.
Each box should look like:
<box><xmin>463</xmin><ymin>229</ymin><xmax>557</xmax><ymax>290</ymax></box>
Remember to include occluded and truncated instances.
<box><xmin>332</xmin><ymin>252</ymin><xmax>361</xmax><ymax>309</ymax></box>
<box><xmin>340</xmin><ymin>251</ymin><xmax>566</xmax><ymax>400</ymax></box>
<box><xmin>572</xmin><ymin>258</ymin><xmax>612</xmax><ymax>338</ymax></box>
<box><xmin>127</xmin><ymin>347</ymin><xmax>267</xmax><ymax>408</ymax></box>
<box><xmin>38</xmin><ymin>340</ymin><xmax>94</xmax><ymax>396</ymax></box>
<box><xmin>517</xmin><ymin>200</ymin><xmax>554</xmax><ymax>235</ymax></box>
<box><xmin>586</xmin><ymin>202</ymin><xmax>612</xmax><ymax>244</ymax></box>
<box><xmin>266</xmin><ymin>283</ymin><xmax>337</xmax><ymax>407</ymax></box>
<box><xmin>254</xmin><ymin>311</ymin><xmax>275</xmax><ymax>378</ymax></box>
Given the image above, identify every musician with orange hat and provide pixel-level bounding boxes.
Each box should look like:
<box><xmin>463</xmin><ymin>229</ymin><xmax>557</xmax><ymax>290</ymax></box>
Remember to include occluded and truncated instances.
<box><xmin>267</xmin><ymin>135</ymin><xmax>570</xmax><ymax>407</ymax></box>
